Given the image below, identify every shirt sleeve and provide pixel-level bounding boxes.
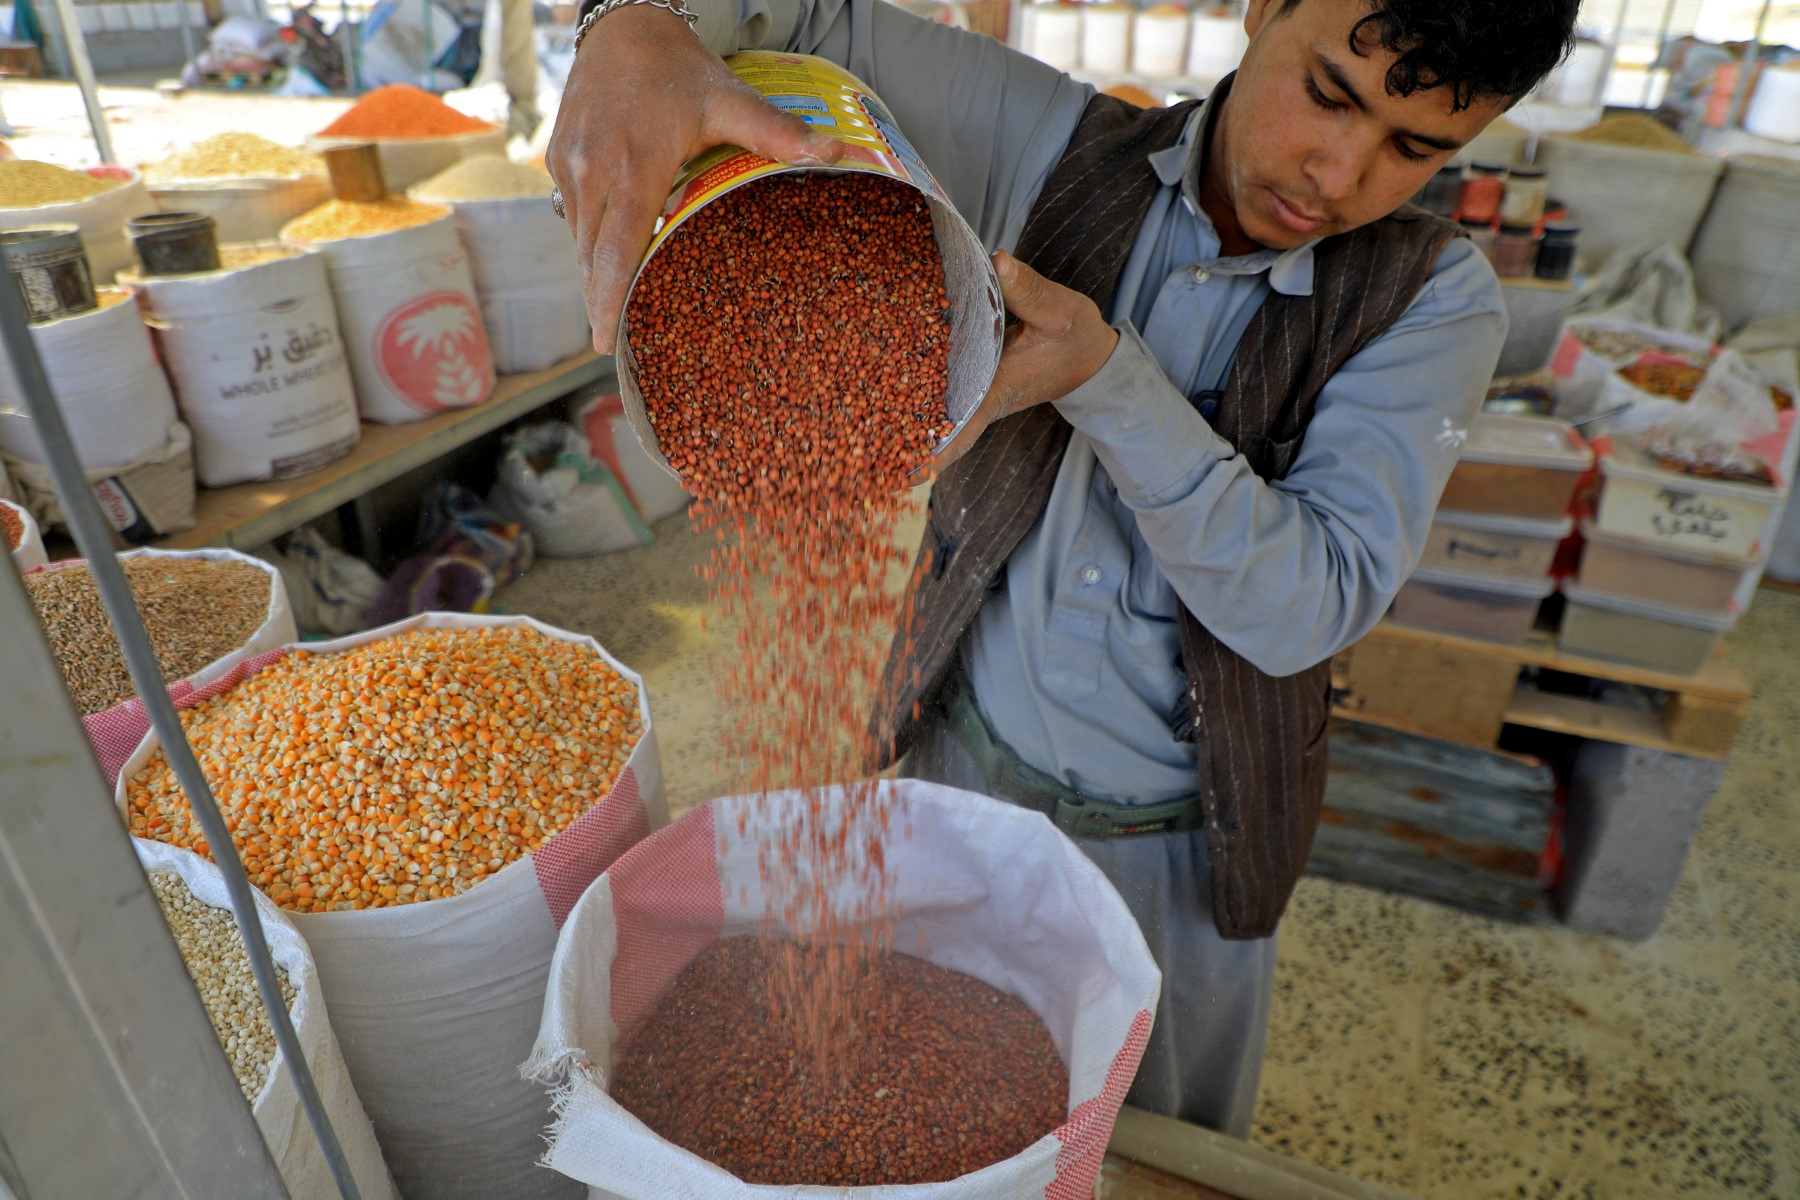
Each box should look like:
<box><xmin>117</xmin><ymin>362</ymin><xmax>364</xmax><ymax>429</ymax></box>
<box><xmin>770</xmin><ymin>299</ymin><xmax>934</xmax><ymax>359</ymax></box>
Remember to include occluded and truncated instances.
<box><xmin>671</xmin><ymin>0</ymin><xmax>1091</xmax><ymax>250</ymax></box>
<box><xmin>1054</xmin><ymin>237</ymin><xmax>1508</xmax><ymax>677</ymax></box>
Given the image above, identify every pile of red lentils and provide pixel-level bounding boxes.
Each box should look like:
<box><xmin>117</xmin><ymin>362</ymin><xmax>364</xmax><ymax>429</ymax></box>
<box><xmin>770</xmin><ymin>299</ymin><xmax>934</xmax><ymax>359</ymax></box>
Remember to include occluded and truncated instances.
<box><xmin>1</xmin><ymin>503</ymin><xmax>24</xmax><ymax>552</ymax></box>
<box><xmin>621</xmin><ymin>172</ymin><xmax>1065</xmax><ymax>1181</ymax></box>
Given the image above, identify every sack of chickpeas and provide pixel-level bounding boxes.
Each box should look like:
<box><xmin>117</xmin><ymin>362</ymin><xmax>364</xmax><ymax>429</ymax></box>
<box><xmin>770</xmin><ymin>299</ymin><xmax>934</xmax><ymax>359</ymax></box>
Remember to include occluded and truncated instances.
<box><xmin>134</xmin><ymin>837</ymin><xmax>397</xmax><ymax>1200</ymax></box>
<box><xmin>526</xmin><ymin>779</ymin><xmax>1161</xmax><ymax>1200</ymax></box>
<box><xmin>21</xmin><ymin>547</ymin><xmax>296</xmax><ymax>787</ymax></box>
<box><xmin>117</xmin><ymin>612</ymin><xmax>667</xmax><ymax>1200</ymax></box>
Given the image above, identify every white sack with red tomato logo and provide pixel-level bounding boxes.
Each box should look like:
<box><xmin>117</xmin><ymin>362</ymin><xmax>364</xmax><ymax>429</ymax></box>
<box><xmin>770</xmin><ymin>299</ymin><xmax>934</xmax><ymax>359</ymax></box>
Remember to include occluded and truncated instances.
<box><xmin>283</xmin><ymin>212</ymin><xmax>495</xmax><ymax>423</ymax></box>
<box><xmin>526</xmin><ymin>779</ymin><xmax>1160</xmax><ymax>1200</ymax></box>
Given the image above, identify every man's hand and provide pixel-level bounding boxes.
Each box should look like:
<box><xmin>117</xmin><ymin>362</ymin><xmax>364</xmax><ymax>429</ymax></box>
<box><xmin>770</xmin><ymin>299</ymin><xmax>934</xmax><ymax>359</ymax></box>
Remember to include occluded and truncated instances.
<box><xmin>935</xmin><ymin>250</ymin><xmax>1120</xmax><ymax>470</ymax></box>
<box><xmin>546</xmin><ymin>6</ymin><xmax>845</xmax><ymax>350</ymax></box>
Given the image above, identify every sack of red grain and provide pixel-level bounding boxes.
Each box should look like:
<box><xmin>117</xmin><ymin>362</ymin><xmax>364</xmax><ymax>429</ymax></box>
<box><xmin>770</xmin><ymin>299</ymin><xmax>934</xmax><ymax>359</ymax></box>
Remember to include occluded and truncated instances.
<box><xmin>281</xmin><ymin>197</ymin><xmax>495</xmax><ymax>424</ymax></box>
<box><xmin>118</xmin><ymin>613</ymin><xmax>667</xmax><ymax>1200</ymax></box>
<box><xmin>134</xmin><ymin>837</ymin><xmax>398</xmax><ymax>1200</ymax></box>
<box><xmin>2</xmin><ymin>496</ymin><xmax>45</xmax><ymax>571</ymax></box>
<box><xmin>526</xmin><ymin>779</ymin><xmax>1160</xmax><ymax>1200</ymax></box>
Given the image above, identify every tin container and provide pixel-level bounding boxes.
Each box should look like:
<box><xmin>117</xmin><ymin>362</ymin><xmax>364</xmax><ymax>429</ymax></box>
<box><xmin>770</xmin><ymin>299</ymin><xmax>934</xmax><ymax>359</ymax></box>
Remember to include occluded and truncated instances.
<box><xmin>127</xmin><ymin>211</ymin><xmax>221</xmax><ymax>276</ymax></box>
<box><xmin>615</xmin><ymin>52</ymin><xmax>1004</xmax><ymax>485</ymax></box>
<box><xmin>0</xmin><ymin>225</ymin><xmax>98</xmax><ymax>322</ymax></box>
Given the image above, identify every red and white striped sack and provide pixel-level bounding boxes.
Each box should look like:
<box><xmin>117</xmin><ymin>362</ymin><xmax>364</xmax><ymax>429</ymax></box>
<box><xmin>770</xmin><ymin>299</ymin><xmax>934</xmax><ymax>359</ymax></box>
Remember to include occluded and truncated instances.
<box><xmin>526</xmin><ymin>779</ymin><xmax>1160</xmax><ymax>1200</ymax></box>
<box><xmin>117</xmin><ymin>612</ymin><xmax>667</xmax><ymax>1200</ymax></box>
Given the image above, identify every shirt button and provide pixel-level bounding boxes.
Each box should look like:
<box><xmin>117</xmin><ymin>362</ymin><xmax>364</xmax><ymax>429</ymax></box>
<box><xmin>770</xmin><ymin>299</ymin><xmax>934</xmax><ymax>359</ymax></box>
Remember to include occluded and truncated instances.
<box><xmin>1192</xmin><ymin>265</ymin><xmax>1210</xmax><ymax>283</ymax></box>
<box><xmin>1080</xmin><ymin>565</ymin><xmax>1102</xmax><ymax>585</ymax></box>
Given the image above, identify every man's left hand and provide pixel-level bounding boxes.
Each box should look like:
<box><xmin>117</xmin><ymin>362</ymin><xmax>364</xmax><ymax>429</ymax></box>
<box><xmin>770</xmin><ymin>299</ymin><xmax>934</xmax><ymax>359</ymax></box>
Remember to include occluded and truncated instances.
<box><xmin>934</xmin><ymin>250</ymin><xmax>1119</xmax><ymax>470</ymax></box>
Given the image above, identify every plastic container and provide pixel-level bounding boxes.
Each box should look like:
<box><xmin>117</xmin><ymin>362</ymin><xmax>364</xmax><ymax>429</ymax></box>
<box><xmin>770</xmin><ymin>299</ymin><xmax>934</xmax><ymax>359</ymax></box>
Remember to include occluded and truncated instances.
<box><xmin>1439</xmin><ymin>414</ymin><xmax>1593</xmax><ymax>520</ymax></box>
<box><xmin>1576</xmin><ymin>519</ymin><xmax>1760</xmax><ymax>616</ymax></box>
<box><xmin>1461</xmin><ymin>217</ymin><xmax>1497</xmax><ymax>260</ymax></box>
<box><xmin>1459</xmin><ymin>162</ymin><xmax>1508</xmax><ymax>224</ymax></box>
<box><xmin>1594</xmin><ymin>443</ymin><xmax>1784</xmax><ymax>559</ymax></box>
<box><xmin>1390</xmin><ymin>563</ymin><xmax>1553</xmax><ymax>643</ymax></box>
<box><xmin>1558</xmin><ymin>582</ymin><xmax>1733</xmax><ymax>674</ymax></box>
<box><xmin>1535</xmin><ymin>220</ymin><xmax>1580</xmax><ymax>280</ymax></box>
<box><xmin>1499</xmin><ymin>164</ymin><xmax>1549</xmax><ymax>226</ymax></box>
<box><xmin>1419</xmin><ymin>165</ymin><xmax>1464</xmax><ymax>217</ymax></box>
<box><xmin>1421</xmin><ymin>510</ymin><xmax>1573</xmax><ymax>581</ymax></box>
<box><xmin>1080</xmin><ymin>4</ymin><xmax>1135</xmax><ymax>73</ymax></box>
<box><xmin>1492</xmin><ymin>222</ymin><xmax>1539</xmax><ymax>277</ymax></box>
<box><xmin>1185</xmin><ymin>9</ymin><xmax>1248</xmax><ymax>80</ymax></box>
<box><xmin>1024</xmin><ymin>2</ymin><xmax>1082</xmax><ymax>71</ymax></box>
<box><xmin>1132</xmin><ymin>6</ymin><xmax>1190</xmax><ymax>78</ymax></box>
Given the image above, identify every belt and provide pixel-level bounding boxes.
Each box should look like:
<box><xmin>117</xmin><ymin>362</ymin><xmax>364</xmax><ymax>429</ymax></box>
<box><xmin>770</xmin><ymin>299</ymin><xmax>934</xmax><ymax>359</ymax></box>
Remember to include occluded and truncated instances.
<box><xmin>939</xmin><ymin>662</ymin><xmax>1205</xmax><ymax>839</ymax></box>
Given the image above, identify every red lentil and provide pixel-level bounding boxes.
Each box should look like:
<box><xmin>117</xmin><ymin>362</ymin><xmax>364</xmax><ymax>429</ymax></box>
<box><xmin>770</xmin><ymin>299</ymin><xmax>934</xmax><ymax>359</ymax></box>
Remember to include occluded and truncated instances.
<box><xmin>610</xmin><ymin>935</ymin><xmax>1069</xmax><ymax>1186</ymax></box>
<box><xmin>126</xmin><ymin>624</ymin><xmax>643</xmax><ymax>913</ymax></box>
<box><xmin>627</xmin><ymin>171</ymin><xmax>953</xmax><ymax>1069</ymax></box>
<box><xmin>317</xmin><ymin>85</ymin><xmax>496</xmax><ymax>140</ymax></box>
<box><xmin>1</xmin><ymin>502</ymin><xmax>23</xmax><ymax>551</ymax></box>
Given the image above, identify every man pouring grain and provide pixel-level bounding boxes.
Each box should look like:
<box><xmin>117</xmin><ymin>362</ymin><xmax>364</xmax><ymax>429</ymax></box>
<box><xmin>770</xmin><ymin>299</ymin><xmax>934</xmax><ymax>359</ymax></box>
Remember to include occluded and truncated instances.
<box><xmin>550</xmin><ymin>0</ymin><xmax>1577</xmax><ymax>1136</ymax></box>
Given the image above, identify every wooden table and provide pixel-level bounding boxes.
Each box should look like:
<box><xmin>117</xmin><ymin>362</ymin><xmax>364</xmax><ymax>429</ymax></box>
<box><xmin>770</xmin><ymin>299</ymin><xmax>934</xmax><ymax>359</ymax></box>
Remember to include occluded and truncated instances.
<box><xmin>153</xmin><ymin>351</ymin><xmax>613</xmax><ymax>553</ymax></box>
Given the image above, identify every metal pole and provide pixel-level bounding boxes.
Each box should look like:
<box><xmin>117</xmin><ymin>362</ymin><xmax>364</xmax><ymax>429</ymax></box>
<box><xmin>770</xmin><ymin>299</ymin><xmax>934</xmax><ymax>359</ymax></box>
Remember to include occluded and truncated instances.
<box><xmin>173</xmin><ymin>0</ymin><xmax>202</xmax><ymax>82</ymax></box>
<box><xmin>0</xmin><ymin>261</ymin><xmax>363</xmax><ymax>1200</ymax></box>
<box><xmin>1721</xmin><ymin>0</ymin><xmax>1775</xmax><ymax>134</ymax></box>
<box><xmin>44</xmin><ymin>0</ymin><xmax>115</xmax><ymax>163</ymax></box>
<box><xmin>1643</xmin><ymin>0</ymin><xmax>1679</xmax><ymax>110</ymax></box>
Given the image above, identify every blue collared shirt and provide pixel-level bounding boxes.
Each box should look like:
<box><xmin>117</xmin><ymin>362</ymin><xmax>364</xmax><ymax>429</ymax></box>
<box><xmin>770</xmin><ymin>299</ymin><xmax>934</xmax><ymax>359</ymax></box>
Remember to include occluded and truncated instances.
<box><xmin>713</xmin><ymin>0</ymin><xmax>1508</xmax><ymax>804</ymax></box>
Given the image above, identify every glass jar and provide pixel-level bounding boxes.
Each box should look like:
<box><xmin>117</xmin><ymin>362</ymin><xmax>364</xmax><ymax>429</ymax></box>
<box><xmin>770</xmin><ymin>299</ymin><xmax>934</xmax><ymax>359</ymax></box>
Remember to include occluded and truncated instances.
<box><xmin>1459</xmin><ymin>162</ymin><xmax>1508</xmax><ymax>224</ymax></box>
<box><xmin>1499</xmin><ymin>165</ymin><xmax>1549</xmax><ymax>227</ymax></box>
<box><xmin>1460</xmin><ymin>218</ymin><xmax>1497</xmax><ymax>261</ymax></box>
<box><xmin>1535</xmin><ymin>221</ymin><xmax>1581</xmax><ymax>280</ymax></box>
<box><xmin>1493</xmin><ymin>222</ymin><xmax>1539</xmax><ymax>278</ymax></box>
<box><xmin>1419</xmin><ymin>165</ymin><xmax>1464</xmax><ymax>218</ymax></box>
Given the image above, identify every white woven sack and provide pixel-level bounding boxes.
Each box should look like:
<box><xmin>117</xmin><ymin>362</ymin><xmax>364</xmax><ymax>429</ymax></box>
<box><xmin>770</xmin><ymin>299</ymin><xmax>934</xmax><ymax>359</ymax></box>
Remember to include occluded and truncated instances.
<box><xmin>309</xmin><ymin>129</ymin><xmax>509</xmax><ymax>193</ymax></box>
<box><xmin>423</xmin><ymin>193</ymin><xmax>589</xmax><ymax>375</ymax></box>
<box><xmin>4</xmin><ymin>497</ymin><xmax>45</xmax><ymax>571</ymax></box>
<box><xmin>131</xmin><ymin>245</ymin><xmax>361</xmax><ymax>487</ymax></box>
<box><xmin>283</xmin><ymin>213</ymin><xmax>495</xmax><ymax>424</ymax></box>
<box><xmin>0</xmin><ymin>289</ymin><xmax>179</xmax><ymax>468</ymax></box>
<box><xmin>1535</xmin><ymin>137</ymin><xmax>1723</xmax><ymax>271</ymax></box>
<box><xmin>2</xmin><ymin>420</ymin><xmax>197</xmax><ymax>541</ymax></box>
<box><xmin>132</xmin><ymin>838</ymin><xmax>398</xmax><ymax>1200</ymax></box>
<box><xmin>116</xmin><ymin>612</ymin><xmax>668</xmax><ymax>1200</ymax></box>
<box><xmin>0</xmin><ymin>455</ymin><xmax>14</xmax><ymax>502</ymax></box>
<box><xmin>1690</xmin><ymin>156</ymin><xmax>1800</xmax><ymax>334</ymax></box>
<box><xmin>527</xmin><ymin>779</ymin><xmax>1161</xmax><ymax>1200</ymax></box>
<box><xmin>0</xmin><ymin>170</ymin><xmax>157</xmax><ymax>282</ymax></box>
<box><xmin>571</xmin><ymin>393</ymin><xmax>691</xmax><ymax>524</ymax></box>
<box><xmin>52</xmin><ymin>546</ymin><xmax>298</xmax><ymax>790</ymax></box>
<box><xmin>149</xmin><ymin>175</ymin><xmax>334</xmax><ymax>243</ymax></box>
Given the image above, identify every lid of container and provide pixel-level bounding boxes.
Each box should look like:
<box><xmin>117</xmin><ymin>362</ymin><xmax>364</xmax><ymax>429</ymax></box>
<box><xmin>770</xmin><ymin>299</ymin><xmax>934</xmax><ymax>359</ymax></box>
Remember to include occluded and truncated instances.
<box><xmin>1498</xmin><ymin>222</ymin><xmax>1537</xmax><ymax>236</ymax></box>
<box><xmin>1509</xmin><ymin>165</ymin><xmax>1548</xmax><ymax>179</ymax></box>
<box><xmin>1541</xmin><ymin>221</ymin><xmax>1581</xmax><ymax>240</ymax></box>
<box><xmin>1598</xmin><ymin>440</ymin><xmax>1780</xmax><ymax>499</ymax></box>
<box><xmin>1577</xmin><ymin>518</ymin><xmax>1766</xmax><ymax>567</ymax></box>
<box><xmin>1562</xmin><ymin>581</ymin><xmax>1736</xmax><ymax>631</ymax></box>
<box><xmin>1435</xmin><ymin>510</ymin><xmax>1575</xmax><ymax>539</ymax></box>
<box><xmin>1458</xmin><ymin>413</ymin><xmax>1592</xmax><ymax>470</ymax></box>
<box><xmin>1469</xmin><ymin>161</ymin><xmax>1510</xmax><ymax>174</ymax></box>
<box><xmin>1433</xmin><ymin>164</ymin><xmax>1463</xmax><ymax>179</ymax></box>
<box><xmin>1407</xmin><ymin>563</ymin><xmax>1558</xmax><ymax>598</ymax></box>
<box><xmin>1459</xmin><ymin>218</ymin><xmax>1495</xmax><ymax>230</ymax></box>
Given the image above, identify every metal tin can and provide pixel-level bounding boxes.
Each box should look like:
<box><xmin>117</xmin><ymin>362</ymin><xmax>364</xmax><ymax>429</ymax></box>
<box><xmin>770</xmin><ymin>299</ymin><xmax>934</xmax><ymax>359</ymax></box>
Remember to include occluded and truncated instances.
<box><xmin>0</xmin><ymin>225</ymin><xmax>99</xmax><ymax>322</ymax></box>
<box><xmin>127</xmin><ymin>211</ymin><xmax>223</xmax><ymax>276</ymax></box>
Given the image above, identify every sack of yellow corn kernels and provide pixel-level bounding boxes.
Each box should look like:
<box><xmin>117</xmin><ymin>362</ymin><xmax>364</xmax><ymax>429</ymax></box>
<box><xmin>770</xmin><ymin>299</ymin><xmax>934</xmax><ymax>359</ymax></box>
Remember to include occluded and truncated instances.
<box><xmin>23</xmin><ymin>547</ymin><xmax>297</xmax><ymax>787</ymax></box>
<box><xmin>117</xmin><ymin>612</ymin><xmax>667</xmax><ymax>1200</ymax></box>
<box><xmin>134</xmin><ymin>836</ymin><xmax>398</xmax><ymax>1200</ymax></box>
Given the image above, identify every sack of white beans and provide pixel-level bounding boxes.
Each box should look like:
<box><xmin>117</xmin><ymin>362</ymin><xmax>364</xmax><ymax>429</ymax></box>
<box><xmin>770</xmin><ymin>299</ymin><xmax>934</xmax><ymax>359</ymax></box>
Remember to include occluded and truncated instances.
<box><xmin>134</xmin><ymin>837</ymin><xmax>397</xmax><ymax>1200</ymax></box>
<box><xmin>33</xmin><ymin>547</ymin><xmax>297</xmax><ymax>787</ymax></box>
<box><xmin>117</xmin><ymin>613</ymin><xmax>668</xmax><ymax>1200</ymax></box>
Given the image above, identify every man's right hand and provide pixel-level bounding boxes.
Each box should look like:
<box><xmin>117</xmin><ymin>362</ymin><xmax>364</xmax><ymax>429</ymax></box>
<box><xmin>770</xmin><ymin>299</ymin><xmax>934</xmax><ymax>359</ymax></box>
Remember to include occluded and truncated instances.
<box><xmin>547</xmin><ymin>6</ymin><xmax>846</xmax><ymax>351</ymax></box>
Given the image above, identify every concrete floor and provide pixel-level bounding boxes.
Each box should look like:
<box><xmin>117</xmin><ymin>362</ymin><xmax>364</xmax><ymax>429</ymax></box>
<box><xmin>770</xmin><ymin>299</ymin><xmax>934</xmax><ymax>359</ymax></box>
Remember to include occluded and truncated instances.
<box><xmin>496</xmin><ymin>510</ymin><xmax>1800</xmax><ymax>1199</ymax></box>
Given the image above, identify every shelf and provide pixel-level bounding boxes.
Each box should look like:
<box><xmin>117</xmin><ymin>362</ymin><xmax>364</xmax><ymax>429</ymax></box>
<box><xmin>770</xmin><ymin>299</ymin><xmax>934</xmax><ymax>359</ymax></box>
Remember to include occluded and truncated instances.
<box><xmin>153</xmin><ymin>351</ymin><xmax>612</xmax><ymax>553</ymax></box>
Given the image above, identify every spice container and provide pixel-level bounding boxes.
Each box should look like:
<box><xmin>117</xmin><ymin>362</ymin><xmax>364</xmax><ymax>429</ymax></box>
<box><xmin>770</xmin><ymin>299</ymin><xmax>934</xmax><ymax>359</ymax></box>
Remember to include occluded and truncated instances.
<box><xmin>1419</xmin><ymin>164</ymin><xmax>1464</xmax><ymax>217</ymax></box>
<box><xmin>1576</xmin><ymin>519</ymin><xmax>1760</xmax><ymax>616</ymax></box>
<box><xmin>0</xmin><ymin>224</ymin><xmax>97</xmax><ymax>320</ymax></box>
<box><xmin>1558</xmin><ymin>582</ymin><xmax>1734</xmax><ymax>674</ymax></box>
<box><xmin>127</xmin><ymin>211</ymin><xmax>221</xmax><ymax>275</ymax></box>
<box><xmin>1390</xmin><ymin>563</ymin><xmax>1553</xmax><ymax>643</ymax></box>
<box><xmin>1419</xmin><ymin>510</ymin><xmax>1572</xmax><ymax>582</ymax></box>
<box><xmin>1459</xmin><ymin>162</ymin><xmax>1509</xmax><ymax>224</ymax></box>
<box><xmin>1593</xmin><ymin>441</ymin><xmax>1782</xmax><ymax>558</ymax></box>
<box><xmin>1492</xmin><ymin>221</ymin><xmax>1539</xmax><ymax>278</ymax></box>
<box><xmin>1499</xmin><ymin>163</ymin><xmax>1549</xmax><ymax>226</ymax></box>
<box><xmin>1460</xmin><ymin>217</ymin><xmax>1497</xmax><ymax>260</ymax></box>
<box><xmin>1438</xmin><ymin>414</ymin><xmax>1593</xmax><ymax>520</ymax></box>
<box><xmin>1535</xmin><ymin>220</ymin><xmax>1580</xmax><ymax>280</ymax></box>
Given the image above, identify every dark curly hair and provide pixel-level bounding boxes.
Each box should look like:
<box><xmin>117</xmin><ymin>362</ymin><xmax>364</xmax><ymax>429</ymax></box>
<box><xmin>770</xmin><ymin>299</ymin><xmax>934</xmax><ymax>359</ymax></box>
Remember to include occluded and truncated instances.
<box><xmin>1283</xmin><ymin>0</ymin><xmax>1579</xmax><ymax>111</ymax></box>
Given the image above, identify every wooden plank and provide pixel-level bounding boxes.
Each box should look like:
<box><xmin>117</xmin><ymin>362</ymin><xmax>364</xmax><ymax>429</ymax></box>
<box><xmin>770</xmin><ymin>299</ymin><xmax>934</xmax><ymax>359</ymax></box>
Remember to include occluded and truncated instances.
<box><xmin>1102</xmin><ymin>1157</ymin><xmax>1240</xmax><ymax>1200</ymax></box>
<box><xmin>1332</xmin><ymin>638</ymin><xmax>1520</xmax><ymax>749</ymax></box>
<box><xmin>152</xmin><ymin>352</ymin><xmax>611</xmax><ymax>552</ymax></box>
<box><xmin>1358</xmin><ymin>619</ymin><xmax>1750</xmax><ymax>704</ymax></box>
<box><xmin>1660</xmin><ymin>692</ymin><xmax>1746</xmax><ymax>758</ymax></box>
<box><xmin>1109</xmin><ymin>1107</ymin><xmax>1417</xmax><ymax>1200</ymax></box>
<box><xmin>1308</xmin><ymin>814</ymin><xmax>1548</xmax><ymax>923</ymax></box>
<box><xmin>1505</xmin><ymin>688</ymin><xmax>1737</xmax><ymax>761</ymax></box>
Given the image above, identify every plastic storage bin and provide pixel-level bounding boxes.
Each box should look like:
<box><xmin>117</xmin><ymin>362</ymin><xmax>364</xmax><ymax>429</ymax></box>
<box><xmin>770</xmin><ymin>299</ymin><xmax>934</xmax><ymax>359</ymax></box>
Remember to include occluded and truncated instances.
<box><xmin>1594</xmin><ymin>443</ymin><xmax>1784</xmax><ymax>559</ymax></box>
<box><xmin>1390</xmin><ymin>564</ymin><xmax>1554</xmax><ymax>643</ymax></box>
<box><xmin>1421</xmin><ymin>510</ymin><xmax>1573</xmax><ymax>582</ymax></box>
<box><xmin>1558</xmin><ymin>582</ymin><xmax>1733</xmax><ymax>675</ymax></box>
<box><xmin>1576</xmin><ymin>520</ymin><xmax>1760</xmax><ymax>616</ymax></box>
<box><xmin>1438</xmin><ymin>414</ymin><xmax>1593</xmax><ymax>520</ymax></box>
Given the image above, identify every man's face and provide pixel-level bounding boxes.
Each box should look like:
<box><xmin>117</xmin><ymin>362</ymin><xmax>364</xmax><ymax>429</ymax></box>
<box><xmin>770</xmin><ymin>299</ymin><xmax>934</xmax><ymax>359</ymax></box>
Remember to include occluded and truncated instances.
<box><xmin>1212</xmin><ymin>0</ymin><xmax>1512</xmax><ymax>250</ymax></box>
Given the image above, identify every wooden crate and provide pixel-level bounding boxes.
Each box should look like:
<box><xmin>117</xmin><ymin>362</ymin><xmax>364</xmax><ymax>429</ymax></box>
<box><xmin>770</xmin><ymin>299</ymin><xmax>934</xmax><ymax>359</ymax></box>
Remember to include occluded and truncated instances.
<box><xmin>1332</xmin><ymin>619</ymin><xmax>1751</xmax><ymax>762</ymax></box>
<box><xmin>0</xmin><ymin>42</ymin><xmax>43</xmax><ymax>78</ymax></box>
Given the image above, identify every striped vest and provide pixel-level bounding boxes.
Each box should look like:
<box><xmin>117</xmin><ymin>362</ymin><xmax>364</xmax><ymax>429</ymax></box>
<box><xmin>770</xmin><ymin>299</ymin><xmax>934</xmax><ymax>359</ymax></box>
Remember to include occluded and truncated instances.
<box><xmin>870</xmin><ymin>85</ymin><xmax>1461</xmax><ymax>939</ymax></box>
